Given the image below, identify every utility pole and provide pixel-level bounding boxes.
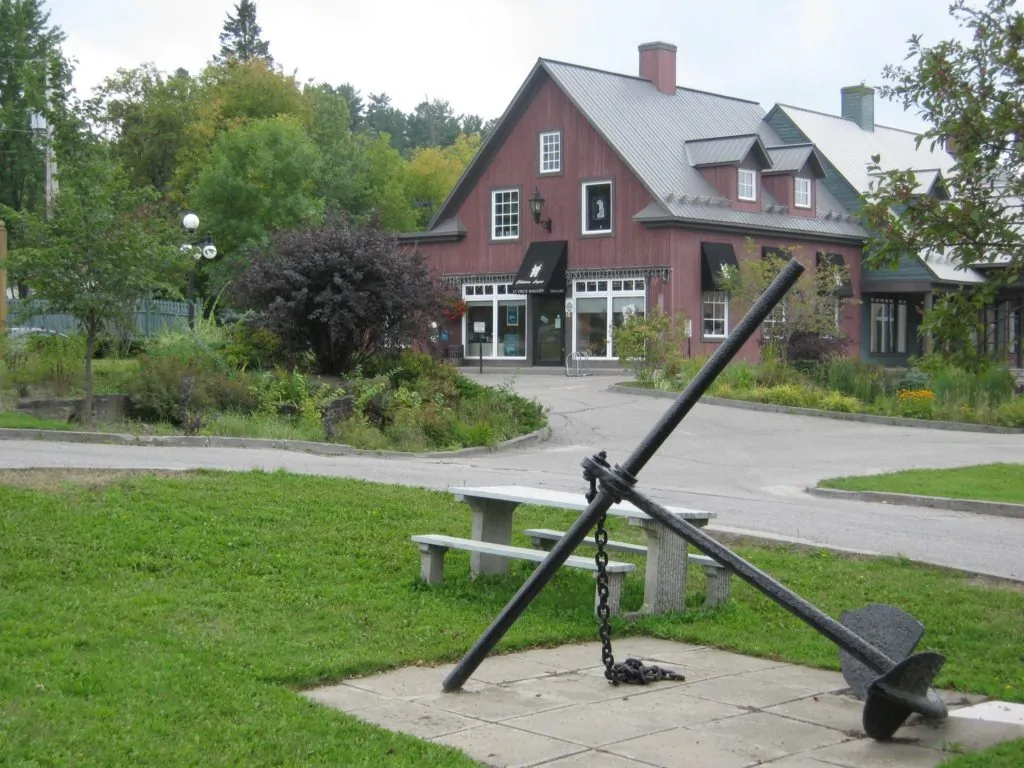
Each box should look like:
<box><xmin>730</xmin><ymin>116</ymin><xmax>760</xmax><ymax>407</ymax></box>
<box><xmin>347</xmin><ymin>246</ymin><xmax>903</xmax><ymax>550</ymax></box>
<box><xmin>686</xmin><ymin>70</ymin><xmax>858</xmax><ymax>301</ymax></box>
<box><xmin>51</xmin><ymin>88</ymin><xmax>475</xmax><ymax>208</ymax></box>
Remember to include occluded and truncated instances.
<box><xmin>0</xmin><ymin>219</ymin><xmax>8</xmax><ymax>333</ymax></box>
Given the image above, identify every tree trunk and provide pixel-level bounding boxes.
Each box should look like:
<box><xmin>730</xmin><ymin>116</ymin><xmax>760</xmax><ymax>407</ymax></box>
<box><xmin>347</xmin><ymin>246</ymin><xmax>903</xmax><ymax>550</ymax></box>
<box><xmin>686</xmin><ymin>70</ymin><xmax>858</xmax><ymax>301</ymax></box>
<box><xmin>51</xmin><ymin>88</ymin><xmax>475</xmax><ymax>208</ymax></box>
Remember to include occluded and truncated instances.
<box><xmin>83</xmin><ymin>327</ymin><xmax>96</xmax><ymax>429</ymax></box>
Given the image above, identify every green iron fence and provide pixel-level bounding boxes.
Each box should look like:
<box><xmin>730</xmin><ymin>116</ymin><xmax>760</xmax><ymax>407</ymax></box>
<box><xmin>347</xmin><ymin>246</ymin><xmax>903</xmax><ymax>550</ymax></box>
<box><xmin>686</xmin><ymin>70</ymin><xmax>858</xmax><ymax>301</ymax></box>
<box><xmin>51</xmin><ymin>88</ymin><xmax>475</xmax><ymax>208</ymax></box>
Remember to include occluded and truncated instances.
<box><xmin>6</xmin><ymin>297</ymin><xmax>201</xmax><ymax>337</ymax></box>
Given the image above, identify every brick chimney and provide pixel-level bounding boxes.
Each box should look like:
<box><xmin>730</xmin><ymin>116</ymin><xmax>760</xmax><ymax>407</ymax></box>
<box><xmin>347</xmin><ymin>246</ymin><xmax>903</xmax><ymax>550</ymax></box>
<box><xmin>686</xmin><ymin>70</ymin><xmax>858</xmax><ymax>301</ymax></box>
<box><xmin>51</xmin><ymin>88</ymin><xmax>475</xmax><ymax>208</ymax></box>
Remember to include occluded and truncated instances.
<box><xmin>841</xmin><ymin>84</ymin><xmax>875</xmax><ymax>132</ymax></box>
<box><xmin>639</xmin><ymin>42</ymin><xmax>677</xmax><ymax>95</ymax></box>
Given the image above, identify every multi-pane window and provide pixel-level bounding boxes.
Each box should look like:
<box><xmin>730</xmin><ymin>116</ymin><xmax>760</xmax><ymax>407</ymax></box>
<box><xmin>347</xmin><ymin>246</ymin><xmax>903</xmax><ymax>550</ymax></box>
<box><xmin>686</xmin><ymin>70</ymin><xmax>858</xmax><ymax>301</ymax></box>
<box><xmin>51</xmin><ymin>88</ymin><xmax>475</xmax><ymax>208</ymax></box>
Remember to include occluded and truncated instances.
<box><xmin>572</xmin><ymin>278</ymin><xmax>646</xmax><ymax>358</ymax></box>
<box><xmin>491</xmin><ymin>189</ymin><xmax>519</xmax><ymax>240</ymax></box>
<box><xmin>462</xmin><ymin>282</ymin><xmax>526</xmax><ymax>358</ymax></box>
<box><xmin>794</xmin><ymin>177</ymin><xmax>812</xmax><ymax>208</ymax></box>
<box><xmin>869</xmin><ymin>299</ymin><xmax>908</xmax><ymax>355</ymax></box>
<box><xmin>540</xmin><ymin>131</ymin><xmax>561</xmax><ymax>173</ymax></box>
<box><xmin>737</xmin><ymin>169</ymin><xmax>757</xmax><ymax>201</ymax></box>
<box><xmin>763</xmin><ymin>300</ymin><xmax>787</xmax><ymax>341</ymax></box>
<box><xmin>702</xmin><ymin>291</ymin><xmax>729</xmax><ymax>338</ymax></box>
<box><xmin>582</xmin><ymin>181</ymin><xmax>613</xmax><ymax>234</ymax></box>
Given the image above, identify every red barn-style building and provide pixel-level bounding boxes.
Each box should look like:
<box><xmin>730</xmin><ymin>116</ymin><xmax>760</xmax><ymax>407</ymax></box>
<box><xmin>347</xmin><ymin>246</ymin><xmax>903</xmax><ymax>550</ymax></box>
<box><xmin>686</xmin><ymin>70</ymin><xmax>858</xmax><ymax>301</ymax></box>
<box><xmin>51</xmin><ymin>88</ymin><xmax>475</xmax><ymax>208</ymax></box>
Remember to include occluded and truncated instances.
<box><xmin>400</xmin><ymin>42</ymin><xmax>866</xmax><ymax>368</ymax></box>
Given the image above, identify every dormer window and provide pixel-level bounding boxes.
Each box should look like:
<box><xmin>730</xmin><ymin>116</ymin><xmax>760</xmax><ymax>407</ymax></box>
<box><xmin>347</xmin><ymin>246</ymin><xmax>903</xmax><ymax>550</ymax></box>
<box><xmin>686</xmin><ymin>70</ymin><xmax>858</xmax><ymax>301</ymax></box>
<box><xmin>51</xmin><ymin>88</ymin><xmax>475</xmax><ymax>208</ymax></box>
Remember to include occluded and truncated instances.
<box><xmin>794</xmin><ymin>177</ymin><xmax>812</xmax><ymax>208</ymax></box>
<box><xmin>738</xmin><ymin>169</ymin><xmax>757</xmax><ymax>201</ymax></box>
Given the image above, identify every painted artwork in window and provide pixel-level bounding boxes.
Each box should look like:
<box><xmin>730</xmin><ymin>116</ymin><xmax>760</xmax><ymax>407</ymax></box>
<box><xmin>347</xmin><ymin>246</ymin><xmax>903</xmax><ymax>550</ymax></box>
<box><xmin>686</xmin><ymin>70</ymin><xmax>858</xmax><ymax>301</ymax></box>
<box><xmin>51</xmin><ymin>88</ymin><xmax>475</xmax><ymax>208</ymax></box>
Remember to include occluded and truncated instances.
<box><xmin>737</xmin><ymin>169</ymin><xmax>756</xmax><ymax>201</ymax></box>
<box><xmin>540</xmin><ymin>131</ymin><xmax>561</xmax><ymax>173</ymax></box>
<box><xmin>492</xmin><ymin>189</ymin><xmax>519</xmax><ymax>240</ymax></box>
<box><xmin>582</xmin><ymin>181</ymin><xmax>613</xmax><ymax>234</ymax></box>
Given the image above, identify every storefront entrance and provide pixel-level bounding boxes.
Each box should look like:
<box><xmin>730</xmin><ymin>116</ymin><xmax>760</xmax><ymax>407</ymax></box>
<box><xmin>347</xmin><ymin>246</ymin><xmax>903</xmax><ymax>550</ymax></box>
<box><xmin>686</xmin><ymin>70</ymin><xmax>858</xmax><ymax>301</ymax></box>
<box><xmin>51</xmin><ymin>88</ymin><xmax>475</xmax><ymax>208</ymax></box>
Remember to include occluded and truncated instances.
<box><xmin>532</xmin><ymin>295</ymin><xmax>565</xmax><ymax>366</ymax></box>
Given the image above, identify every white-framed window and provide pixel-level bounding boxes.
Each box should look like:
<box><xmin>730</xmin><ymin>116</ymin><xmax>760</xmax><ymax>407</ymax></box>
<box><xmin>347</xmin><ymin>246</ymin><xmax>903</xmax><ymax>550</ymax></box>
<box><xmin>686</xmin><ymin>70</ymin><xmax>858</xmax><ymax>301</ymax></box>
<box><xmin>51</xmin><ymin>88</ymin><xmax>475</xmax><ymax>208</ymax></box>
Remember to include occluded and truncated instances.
<box><xmin>702</xmin><ymin>291</ymin><xmax>729</xmax><ymax>338</ymax></box>
<box><xmin>869</xmin><ymin>298</ymin><xmax>908</xmax><ymax>355</ymax></box>
<box><xmin>582</xmin><ymin>180</ymin><xmax>613</xmax><ymax>234</ymax></box>
<box><xmin>491</xmin><ymin>189</ymin><xmax>519</xmax><ymax>240</ymax></box>
<box><xmin>763</xmin><ymin>300</ymin><xmax>787</xmax><ymax>341</ymax></box>
<box><xmin>794</xmin><ymin>177</ymin><xmax>812</xmax><ymax>208</ymax></box>
<box><xmin>540</xmin><ymin>131</ymin><xmax>561</xmax><ymax>174</ymax></box>
<box><xmin>571</xmin><ymin>277</ymin><xmax>646</xmax><ymax>358</ymax></box>
<box><xmin>462</xmin><ymin>282</ymin><xmax>527</xmax><ymax>359</ymax></box>
<box><xmin>737</xmin><ymin>168</ymin><xmax>757</xmax><ymax>201</ymax></box>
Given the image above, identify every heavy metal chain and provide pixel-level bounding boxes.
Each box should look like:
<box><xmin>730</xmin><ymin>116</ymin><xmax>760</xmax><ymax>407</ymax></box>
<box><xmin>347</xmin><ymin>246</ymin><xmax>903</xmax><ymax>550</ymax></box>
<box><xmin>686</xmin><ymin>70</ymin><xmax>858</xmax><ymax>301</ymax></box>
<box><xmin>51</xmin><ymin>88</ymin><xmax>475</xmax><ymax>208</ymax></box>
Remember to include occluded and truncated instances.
<box><xmin>585</xmin><ymin>451</ymin><xmax>685</xmax><ymax>686</ymax></box>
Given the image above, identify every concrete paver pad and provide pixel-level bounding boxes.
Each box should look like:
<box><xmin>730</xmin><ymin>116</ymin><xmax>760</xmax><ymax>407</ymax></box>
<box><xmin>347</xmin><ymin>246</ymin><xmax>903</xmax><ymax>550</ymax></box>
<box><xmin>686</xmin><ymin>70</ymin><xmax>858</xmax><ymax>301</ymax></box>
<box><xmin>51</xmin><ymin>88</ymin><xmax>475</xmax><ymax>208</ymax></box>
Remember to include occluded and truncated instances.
<box><xmin>301</xmin><ymin>638</ymin><xmax>1024</xmax><ymax>767</ymax></box>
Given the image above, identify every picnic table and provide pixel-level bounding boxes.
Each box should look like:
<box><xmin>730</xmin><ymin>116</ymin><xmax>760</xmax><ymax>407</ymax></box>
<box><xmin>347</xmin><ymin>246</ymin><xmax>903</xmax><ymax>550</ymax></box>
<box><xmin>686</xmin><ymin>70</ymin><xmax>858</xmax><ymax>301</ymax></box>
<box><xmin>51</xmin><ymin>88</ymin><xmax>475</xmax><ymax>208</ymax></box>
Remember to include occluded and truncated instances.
<box><xmin>446</xmin><ymin>485</ymin><xmax>721</xmax><ymax>614</ymax></box>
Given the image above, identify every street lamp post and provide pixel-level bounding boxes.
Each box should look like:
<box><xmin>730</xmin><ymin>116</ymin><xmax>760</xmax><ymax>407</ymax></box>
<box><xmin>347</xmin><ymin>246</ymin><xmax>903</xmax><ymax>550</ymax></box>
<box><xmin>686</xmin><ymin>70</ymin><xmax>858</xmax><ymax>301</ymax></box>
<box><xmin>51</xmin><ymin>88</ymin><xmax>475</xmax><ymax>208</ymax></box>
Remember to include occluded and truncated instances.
<box><xmin>181</xmin><ymin>213</ymin><xmax>217</xmax><ymax>329</ymax></box>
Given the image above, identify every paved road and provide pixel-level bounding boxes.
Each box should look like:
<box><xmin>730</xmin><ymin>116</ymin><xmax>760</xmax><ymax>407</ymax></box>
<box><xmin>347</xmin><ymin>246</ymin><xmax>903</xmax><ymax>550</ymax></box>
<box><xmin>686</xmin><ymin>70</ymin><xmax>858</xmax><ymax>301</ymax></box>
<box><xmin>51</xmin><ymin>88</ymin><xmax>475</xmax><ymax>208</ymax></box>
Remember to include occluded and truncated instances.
<box><xmin>1</xmin><ymin>372</ymin><xmax>1022</xmax><ymax>580</ymax></box>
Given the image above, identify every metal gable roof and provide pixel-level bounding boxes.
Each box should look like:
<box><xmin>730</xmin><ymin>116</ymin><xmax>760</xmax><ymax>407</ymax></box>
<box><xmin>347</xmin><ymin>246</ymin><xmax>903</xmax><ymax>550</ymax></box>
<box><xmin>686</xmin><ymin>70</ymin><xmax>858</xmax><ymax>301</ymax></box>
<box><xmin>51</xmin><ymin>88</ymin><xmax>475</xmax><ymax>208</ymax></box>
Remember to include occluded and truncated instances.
<box><xmin>764</xmin><ymin>144</ymin><xmax>827</xmax><ymax>177</ymax></box>
<box><xmin>418</xmin><ymin>58</ymin><xmax>868</xmax><ymax>242</ymax></box>
<box><xmin>774</xmin><ymin>104</ymin><xmax>957</xmax><ymax>195</ymax></box>
<box><xmin>542</xmin><ymin>60</ymin><xmax>866</xmax><ymax>240</ymax></box>
<box><xmin>685</xmin><ymin>135</ymin><xmax>771</xmax><ymax>168</ymax></box>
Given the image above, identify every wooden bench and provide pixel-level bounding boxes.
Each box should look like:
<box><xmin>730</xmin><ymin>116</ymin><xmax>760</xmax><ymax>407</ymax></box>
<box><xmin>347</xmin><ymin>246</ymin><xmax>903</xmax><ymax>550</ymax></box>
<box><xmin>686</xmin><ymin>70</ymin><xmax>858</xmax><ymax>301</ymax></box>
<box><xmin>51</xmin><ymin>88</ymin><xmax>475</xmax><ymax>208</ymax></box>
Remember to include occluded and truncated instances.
<box><xmin>411</xmin><ymin>534</ymin><xmax>637</xmax><ymax>617</ymax></box>
<box><xmin>524</xmin><ymin>528</ymin><xmax>732</xmax><ymax>608</ymax></box>
<box><xmin>448</xmin><ymin>485</ymin><xmax>716</xmax><ymax>615</ymax></box>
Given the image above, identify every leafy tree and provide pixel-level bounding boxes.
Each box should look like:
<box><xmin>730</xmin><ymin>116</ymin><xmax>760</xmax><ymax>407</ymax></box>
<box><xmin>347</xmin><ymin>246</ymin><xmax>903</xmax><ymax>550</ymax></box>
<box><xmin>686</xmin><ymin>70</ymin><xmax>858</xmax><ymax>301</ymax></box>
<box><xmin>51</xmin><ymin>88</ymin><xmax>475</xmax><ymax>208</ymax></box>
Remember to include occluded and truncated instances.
<box><xmin>87</xmin><ymin>64</ymin><xmax>196</xmax><ymax>192</ymax></box>
<box><xmin>612</xmin><ymin>307</ymin><xmax>691</xmax><ymax>383</ymax></box>
<box><xmin>334</xmin><ymin>82</ymin><xmax>364</xmax><ymax>132</ymax></box>
<box><xmin>189</xmin><ymin>114</ymin><xmax>324</xmax><ymax>291</ymax></box>
<box><xmin>718</xmin><ymin>242</ymin><xmax>855</xmax><ymax>363</ymax></box>
<box><xmin>304</xmin><ymin>82</ymin><xmax>372</xmax><ymax>216</ymax></box>
<box><xmin>0</xmin><ymin>0</ymin><xmax>73</xmax><ymax>215</ymax></box>
<box><xmin>171</xmin><ymin>59</ymin><xmax>311</xmax><ymax>197</ymax></box>
<box><xmin>215</xmin><ymin>0</ymin><xmax>272</xmax><ymax>65</ymax></box>
<box><xmin>406</xmin><ymin>98</ymin><xmax>462</xmax><ymax>150</ymax></box>
<box><xmin>405</xmin><ymin>132</ymin><xmax>481</xmax><ymax>227</ymax></box>
<box><xmin>1</xmin><ymin>152</ymin><xmax>183</xmax><ymax>423</ymax></box>
<box><xmin>480</xmin><ymin>117</ymin><xmax>500</xmax><ymax>140</ymax></box>
<box><xmin>364</xmin><ymin>93</ymin><xmax>408</xmax><ymax>152</ymax></box>
<box><xmin>233</xmin><ymin>216</ymin><xmax>443</xmax><ymax>374</ymax></box>
<box><xmin>459</xmin><ymin>114</ymin><xmax>485</xmax><ymax>135</ymax></box>
<box><xmin>861</xmin><ymin>0</ymin><xmax>1024</xmax><ymax>365</ymax></box>
<box><xmin>358</xmin><ymin>133</ymin><xmax>416</xmax><ymax>232</ymax></box>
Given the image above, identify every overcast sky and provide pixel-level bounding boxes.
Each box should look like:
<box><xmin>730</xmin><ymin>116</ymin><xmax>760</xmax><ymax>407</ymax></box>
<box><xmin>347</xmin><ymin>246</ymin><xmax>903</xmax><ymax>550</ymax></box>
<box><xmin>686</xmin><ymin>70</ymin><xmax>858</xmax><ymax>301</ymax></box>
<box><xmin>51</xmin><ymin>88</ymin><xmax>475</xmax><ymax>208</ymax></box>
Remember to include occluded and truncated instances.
<box><xmin>48</xmin><ymin>0</ymin><xmax>965</xmax><ymax>133</ymax></box>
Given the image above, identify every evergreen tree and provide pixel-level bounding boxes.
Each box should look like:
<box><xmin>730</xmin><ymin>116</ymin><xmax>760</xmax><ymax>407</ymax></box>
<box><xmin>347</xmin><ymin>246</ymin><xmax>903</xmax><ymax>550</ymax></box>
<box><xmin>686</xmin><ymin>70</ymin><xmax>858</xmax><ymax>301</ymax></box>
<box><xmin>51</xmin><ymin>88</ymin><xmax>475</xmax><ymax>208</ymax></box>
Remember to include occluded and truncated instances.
<box><xmin>0</xmin><ymin>0</ymin><xmax>73</xmax><ymax>216</ymax></box>
<box><xmin>215</xmin><ymin>0</ymin><xmax>272</xmax><ymax>65</ymax></box>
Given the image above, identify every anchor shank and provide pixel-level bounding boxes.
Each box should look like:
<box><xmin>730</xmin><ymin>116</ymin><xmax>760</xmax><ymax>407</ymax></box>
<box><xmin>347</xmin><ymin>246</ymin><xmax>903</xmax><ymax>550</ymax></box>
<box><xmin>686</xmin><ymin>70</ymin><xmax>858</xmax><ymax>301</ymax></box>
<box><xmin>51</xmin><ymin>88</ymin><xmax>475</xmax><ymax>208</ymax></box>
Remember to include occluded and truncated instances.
<box><xmin>608</xmin><ymin>478</ymin><xmax>896</xmax><ymax>676</ymax></box>
<box><xmin>441</xmin><ymin>259</ymin><xmax>806</xmax><ymax>692</ymax></box>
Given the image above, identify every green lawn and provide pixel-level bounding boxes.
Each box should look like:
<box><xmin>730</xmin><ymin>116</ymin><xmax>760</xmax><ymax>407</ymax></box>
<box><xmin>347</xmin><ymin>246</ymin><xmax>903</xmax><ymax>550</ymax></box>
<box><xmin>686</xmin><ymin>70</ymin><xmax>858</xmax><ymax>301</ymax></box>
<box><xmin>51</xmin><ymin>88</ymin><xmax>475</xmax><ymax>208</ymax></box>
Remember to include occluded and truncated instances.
<box><xmin>820</xmin><ymin>463</ymin><xmax>1024</xmax><ymax>505</ymax></box>
<box><xmin>0</xmin><ymin>411</ymin><xmax>77</xmax><ymax>430</ymax></box>
<box><xmin>1</xmin><ymin>470</ymin><xmax>1022</xmax><ymax>766</ymax></box>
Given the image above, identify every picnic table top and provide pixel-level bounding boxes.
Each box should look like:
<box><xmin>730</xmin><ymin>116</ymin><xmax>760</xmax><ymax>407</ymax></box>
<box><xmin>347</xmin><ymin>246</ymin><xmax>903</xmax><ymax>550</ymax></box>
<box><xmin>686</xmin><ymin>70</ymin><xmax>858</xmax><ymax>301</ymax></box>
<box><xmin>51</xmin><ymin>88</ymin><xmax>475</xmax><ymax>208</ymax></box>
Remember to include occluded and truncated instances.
<box><xmin>447</xmin><ymin>484</ymin><xmax>715</xmax><ymax>521</ymax></box>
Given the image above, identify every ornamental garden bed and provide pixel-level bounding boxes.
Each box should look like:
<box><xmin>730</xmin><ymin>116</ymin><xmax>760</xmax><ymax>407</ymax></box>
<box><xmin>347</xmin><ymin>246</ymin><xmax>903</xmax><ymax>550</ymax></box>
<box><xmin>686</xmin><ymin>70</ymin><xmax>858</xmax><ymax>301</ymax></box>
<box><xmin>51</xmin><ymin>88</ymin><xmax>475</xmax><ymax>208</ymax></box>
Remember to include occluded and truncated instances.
<box><xmin>0</xmin><ymin>328</ymin><xmax>546</xmax><ymax>452</ymax></box>
<box><xmin>626</xmin><ymin>356</ymin><xmax>1024</xmax><ymax>430</ymax></box>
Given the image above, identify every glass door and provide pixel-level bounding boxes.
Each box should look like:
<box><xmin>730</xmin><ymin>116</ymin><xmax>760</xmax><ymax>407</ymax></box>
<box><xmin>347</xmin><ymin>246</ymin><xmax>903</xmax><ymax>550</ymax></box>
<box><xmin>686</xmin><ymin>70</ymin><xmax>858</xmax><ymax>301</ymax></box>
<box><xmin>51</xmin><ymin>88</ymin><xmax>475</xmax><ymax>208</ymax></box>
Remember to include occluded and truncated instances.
<box><xmin>532</xmin><ymin>295</ymin><xmax>565</xmax><ymax>366</ymax></box>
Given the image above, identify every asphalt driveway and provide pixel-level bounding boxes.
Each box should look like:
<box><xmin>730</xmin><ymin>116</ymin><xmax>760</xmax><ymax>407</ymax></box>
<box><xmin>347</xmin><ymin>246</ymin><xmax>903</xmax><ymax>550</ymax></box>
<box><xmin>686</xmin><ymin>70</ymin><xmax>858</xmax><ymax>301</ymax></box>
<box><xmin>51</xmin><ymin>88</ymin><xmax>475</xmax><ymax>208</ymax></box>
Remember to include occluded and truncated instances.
<box><xmin>1</xmin><ymin>370</ymin><xmax>1021</xmax><ymax>580</ymax></box>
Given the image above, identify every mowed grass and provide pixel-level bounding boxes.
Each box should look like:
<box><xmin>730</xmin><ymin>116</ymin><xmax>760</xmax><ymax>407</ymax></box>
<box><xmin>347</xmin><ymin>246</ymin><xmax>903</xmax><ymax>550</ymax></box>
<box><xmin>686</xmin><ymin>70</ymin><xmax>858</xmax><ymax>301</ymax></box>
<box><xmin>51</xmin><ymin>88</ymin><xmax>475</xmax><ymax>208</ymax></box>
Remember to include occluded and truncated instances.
<box><xmin>0</xmin><ymin>412</ymin><xmax>77</xmax><ymax>430</ymax></box>
<box><xmin>1</xmin><ymin>470</ymin><xmax>1023</xmax><ymax>766</ymax></box>
<box><xmin>820</xmin><ymin>463</ymin><xmax>1024</xmax><ymax>505</ymax></box>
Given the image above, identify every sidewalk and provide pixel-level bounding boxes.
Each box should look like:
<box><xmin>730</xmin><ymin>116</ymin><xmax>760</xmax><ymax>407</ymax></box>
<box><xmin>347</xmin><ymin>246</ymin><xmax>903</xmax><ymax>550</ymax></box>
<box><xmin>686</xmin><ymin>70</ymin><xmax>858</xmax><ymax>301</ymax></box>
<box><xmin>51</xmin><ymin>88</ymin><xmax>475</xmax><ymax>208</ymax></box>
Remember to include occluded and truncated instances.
<box><xmin>302</xmin><ymin>637</ymin><xmax>1024</xmax><ymax>767</ymax></box>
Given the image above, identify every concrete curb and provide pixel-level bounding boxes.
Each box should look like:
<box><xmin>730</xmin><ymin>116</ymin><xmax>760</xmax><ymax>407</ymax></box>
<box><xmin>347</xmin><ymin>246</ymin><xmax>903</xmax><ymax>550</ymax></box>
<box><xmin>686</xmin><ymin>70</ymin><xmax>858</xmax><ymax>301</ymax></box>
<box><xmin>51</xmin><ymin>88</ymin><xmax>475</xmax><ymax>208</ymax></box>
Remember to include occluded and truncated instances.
<box><xmin>610</xmin><ymin>384</ymin><xmax>1024</xmax><ymax>435</ymax></box>
<box><xmin>0</xmin><ymin>425</ymin><xmax>552</xmax><ymax>459</ymax></box>
<box><xmin>807</xmin><ymin>486</ymin><xmax>1024</xmax><ymax>520</ymax></box>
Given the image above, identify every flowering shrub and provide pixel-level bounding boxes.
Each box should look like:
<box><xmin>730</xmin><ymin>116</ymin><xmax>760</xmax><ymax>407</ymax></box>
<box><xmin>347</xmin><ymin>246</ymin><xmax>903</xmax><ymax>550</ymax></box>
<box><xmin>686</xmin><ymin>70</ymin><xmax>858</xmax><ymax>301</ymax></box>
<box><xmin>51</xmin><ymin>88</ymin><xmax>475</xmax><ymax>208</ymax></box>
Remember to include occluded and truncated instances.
<box><xmin>441</xmin><ymin>298</ymin><xmax>467</xmax><ymax>323</ymax></box>
<box><xmin>896</xmin><ymin>388</ymin><xmax>937</xmax><ymax>419</ymax></box>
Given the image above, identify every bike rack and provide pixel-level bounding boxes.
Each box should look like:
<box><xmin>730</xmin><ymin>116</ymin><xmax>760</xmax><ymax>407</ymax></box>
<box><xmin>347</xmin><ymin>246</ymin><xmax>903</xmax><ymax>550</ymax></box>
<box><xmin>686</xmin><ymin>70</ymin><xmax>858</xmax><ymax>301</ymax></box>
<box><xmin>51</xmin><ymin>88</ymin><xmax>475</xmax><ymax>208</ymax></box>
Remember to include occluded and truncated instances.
<box><xmin>565</xmin><ymin>351</ymin><xmax>593</xmax><ymax>377</ymax></box>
